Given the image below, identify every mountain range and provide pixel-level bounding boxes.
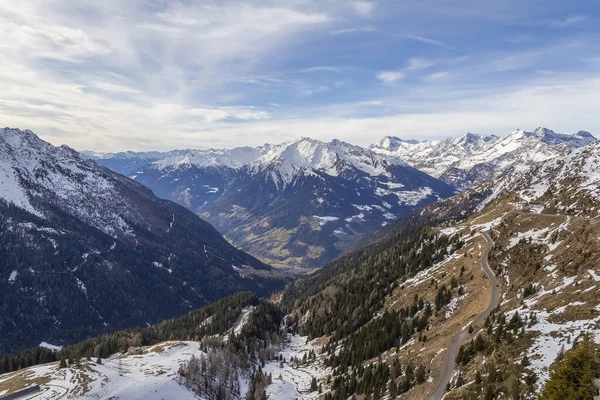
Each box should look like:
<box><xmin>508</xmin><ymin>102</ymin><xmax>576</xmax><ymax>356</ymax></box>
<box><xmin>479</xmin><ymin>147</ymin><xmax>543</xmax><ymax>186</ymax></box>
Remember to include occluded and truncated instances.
<box><xmin>110</xmin><ymin>138</ymin><xmax>455</xmax><ymax>268</ymax></box>
<box><xmin>0</xmin><ymin>128</ymin><xmax>285</xmax><ymax>355</ymax></box>
<box><xmin>371</xmin><ymin>127</ymin><xmax>596</xmax><ymax>189</ymax></box>
<box><xmin>89</xmin><ymin>127</ymin><xmax>595</xmax><ymax>269</ymax></box>
<box><xmin>2</xmin><ymin>126</ymin><xmax>600</xmax><ymax>400</ymax></box>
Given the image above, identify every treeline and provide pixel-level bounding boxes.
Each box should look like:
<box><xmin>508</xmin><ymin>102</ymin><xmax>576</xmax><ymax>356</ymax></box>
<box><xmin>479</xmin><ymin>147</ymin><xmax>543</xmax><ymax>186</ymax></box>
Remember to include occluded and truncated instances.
<box><xmin>330</xmin><ymin>296</ymin><xmax>432</xmax><ymax>371</ymax></box>
<box><xmin>285</xmin><ymin>225</ymin><xmax>462</xmax><ymax>342</ymax></box>
<box><xmin>280</xmin><ymin>223</ymin><xmax>463</xmax><ymax>399</ymax></box>
<box><xmin>0</xmin><ymin>291</ymin><xmax>260</xmax><ymax>375</ymax></box>
<box><xmin>324</xmin><ymin>359</ymin><xmax>428</xmax><ymax>400</ymax></box>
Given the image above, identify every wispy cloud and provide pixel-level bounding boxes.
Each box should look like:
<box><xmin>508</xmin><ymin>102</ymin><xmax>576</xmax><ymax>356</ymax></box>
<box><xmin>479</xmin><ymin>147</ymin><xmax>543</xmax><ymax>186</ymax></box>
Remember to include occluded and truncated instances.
<box><xmin>298</xmin><ymin>66</ymin><xmax>341</xmax><ymax>73</ymax></box>
<box><xmin>188</xmin><ymin>106</ymin><xmax>270</xmax><ymax>123</ymax></box>
<box><xmin>424</xmin><ymin>71</ymin><xmax>451</xmax><ymax>82</ymax></box>
<box><xmin>405</xmin><ymin>57</ymin><xmax>438</xmax><ymax>71</ymax></box>
<box><xmin>0</xmin><ymin>0</ymin><xmax>598</xmax><ymax>151</ymax></box>
<box><xmin>350</xmin><ymin>1</ymin><xmax>376</xmax><ymax>18</ymax></box>
<box><xmin>330</xmin><ymin>25</ymin><xmax>377</xmax><ymax>35</ymax></box>
<box><xmin>545</xmin><ymin>15</ymin><xmax>586</xmax><ymax>28</ymax></box>
<box><xmin>400</xmin><ymin>34</ymin><xmax>455</xmax><ymax>50</ymax></box>
<box><xmin>376</xmin><ymin>71</ymin><xmax>404</xmax><ymax>84</ymax></box>
<box><xmin>299</xmin><ymin>85</ymin><xmax>331</xmax><ymax>96</ymax></box>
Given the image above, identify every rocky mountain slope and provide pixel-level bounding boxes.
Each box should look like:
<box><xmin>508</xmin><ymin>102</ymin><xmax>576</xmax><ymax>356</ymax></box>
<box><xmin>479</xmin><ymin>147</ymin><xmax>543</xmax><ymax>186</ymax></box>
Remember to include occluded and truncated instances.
<box><xmin>100</xmin><ymin>138</ymin><xmax>455</xmax><ymax>269</ymax></box>
<box><xmin>486</xmin><ymin>138</ymin><xmax>600</xmax><ymax>217</ymax></box>
<box><xmin>371</xmin><ymin>127</ymin><xmax>596</xmax><ymax>190</ymax></box>
<box><xmin>0</xmin><ymin>128</ymin><xmax>285</xmax><ymax>355</ymax></box>
<box><xmin>268</xmin><ymin>138</ymin><xmax>600</xmax><ymax>399</ymax></box>
<box><xmin>200</xmin><ymin>138</ymin><xmax>455</xmax><ymax>268</ymax></box>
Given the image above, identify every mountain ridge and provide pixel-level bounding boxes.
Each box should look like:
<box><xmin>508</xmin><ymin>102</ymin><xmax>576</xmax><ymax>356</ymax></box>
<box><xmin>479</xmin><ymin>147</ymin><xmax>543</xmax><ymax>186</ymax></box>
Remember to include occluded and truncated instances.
<box><xmin>0</xmin><ymin>127</ymin><xmax>286</xmax><ymax>355</ymax></box>
<box><xmin>371</xmin><ymin>127</ymin><xmax>596</xmax><ymax>189</ymax></box>
<box><xmin>123</xmin><ymin>136</ymin><xmax>454</xmax><ymax>268</ymax></box>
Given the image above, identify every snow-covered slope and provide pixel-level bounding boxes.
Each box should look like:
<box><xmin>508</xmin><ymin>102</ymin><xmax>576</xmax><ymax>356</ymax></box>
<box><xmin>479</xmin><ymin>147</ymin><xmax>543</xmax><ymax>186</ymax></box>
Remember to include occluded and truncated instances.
<box><xmin>371</xmin><ymin>127</ymin><xmax>596</xmax><ymax>190</ymax></box>
<box><xmin>1</xmin><ymin>128</ymin><xmax>167</xmax><ymax>237</ymax></box>
<box><xmin>0</xmin><ymin>128</ymin><xmax>282</xmax><ymax>355</ymax></box>
<box><xmin>131</xmin><ymin>146</ymin><xmax>269</xmax><ymax>211</ymax></box>
<box><xmin>486</xmin><ymin>138</ymin><xmax>600</xmax><ymax>217</ymax></box>
<box><xmin>249</xmin><ymin>137</ymin><xmax>403</xmax><ymax>186</ymax></box>
<box><xmin>0</xmin><ymin>342</ymin><xmax>205</xmax><ymax>399</ymax></box>
<box><xmin>153</xmin><ymin>146</ymin><xmax>267</xmax><ymax>171</ymax></box>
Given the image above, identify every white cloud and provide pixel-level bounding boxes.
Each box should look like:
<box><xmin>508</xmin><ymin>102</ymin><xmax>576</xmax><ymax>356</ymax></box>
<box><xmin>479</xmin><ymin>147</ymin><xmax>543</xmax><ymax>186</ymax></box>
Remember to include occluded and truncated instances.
<box><xmin>546</xmin><ymin>15</ymin><xmax>586</xmax><ymax>28</ymax></box>
<box><xmin>299</xmin><ymin>66</ymin><xmax>341</xmax><ymax>73</ymax></box>
<box><xmin>0</xmin><ymin>0</ymin><xmax>598</xmax><ymax>152</ymax></box>
<box><xmin>0</xmin><ymin>20</ymin><xmax>110</xmax><ymax>62</ymax></box>
<box><xmin>424</xmin><ymin>71</ymin><xmax>450</xmax><ymax>82</ymax></box>
<box><xmin>405</xmin><ymin>57</ymin><xmax>438</xmax><ymax>71</ymax></box>
<box><xmin>376</xmin><ymin>71</ymin><xmax>404</xmax><ymax>84</ymax></box>
<box><xmin>189</xmin><ymin>106</ymin><xmax>270</xmax><ymax>122</ymax></box>
<box><xmin>149</xmin><ymin>73</ymin><xmax>600</xmax><ymax>148</ymax></box>
<box><xmin>93</xmin><ymin>82</ymin><xmax>140</xmax><ymax>94</ymax></box>
<box><xmin>350</xmin><ymin>1</ymin><xmax>375</xmax><ymax>18</ymax></box>
<box><xmin>299</xmin><ymin>85</ymin><xmax>330</xmax><ymax>96</ymax></box>
<box><xmin>5</xmin><ymin>71</ymin><xmax>600</xmax><ymax>151</ymax></box>
<box><xmin>401</xmin><ymin>34</ymin><xmax>454</xmax><ymax>50</ymax></box>
<box><xmin>330</xmin><ymin>26</ymin><xmax>377</xmax><ymax>35</ymax></box>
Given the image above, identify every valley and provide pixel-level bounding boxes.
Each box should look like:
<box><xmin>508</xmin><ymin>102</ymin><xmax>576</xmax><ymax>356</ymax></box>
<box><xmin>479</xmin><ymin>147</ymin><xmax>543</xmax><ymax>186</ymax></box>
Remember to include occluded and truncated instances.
<box><xmin>2</xmin><ymin>2</ymin><xmax>600</xmax><ymax>398</ymax></box>
<box><xmin>3</xmin><ymin>126</ymin><xmax>600</xmax><ymax>399</ymax></box>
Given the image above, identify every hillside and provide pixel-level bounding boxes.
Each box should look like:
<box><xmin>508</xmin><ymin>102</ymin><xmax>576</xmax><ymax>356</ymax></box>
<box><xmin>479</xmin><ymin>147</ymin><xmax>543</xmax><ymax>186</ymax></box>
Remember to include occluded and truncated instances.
<box><xmin>0</xmin><ymin>128</ymin><xmax>286</xmax><ymax>355</ymax></box>
<box><xmin>272</xmin><ymin>139</ymin><xmax>600</xmax><ymax>399</ymax></box>
<box><xmin>2</xmin><ymin>185</ymin><xmax>600</xmax><ymax>399</ymax></box>
<box><xmin>0</xmin><ymin>292</ymin><xmax>315</xmax><ymax>400</ymax></box>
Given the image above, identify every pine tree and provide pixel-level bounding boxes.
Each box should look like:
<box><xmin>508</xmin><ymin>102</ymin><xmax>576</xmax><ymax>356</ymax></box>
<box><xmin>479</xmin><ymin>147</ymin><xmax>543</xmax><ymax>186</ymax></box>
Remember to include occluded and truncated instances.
<box><xmin>475</xmin><ymin>371</ymin><xmax>482</xmax><ymax>385</ymax></box>
<box><xmin>539</xmin><ymin>337</ymin><xmax>599</xmax><ymax>399</ymax></box>
<box><xmin>59</xmin><ymin>357</ymin><xmax>67</xmax><ymax>369</ymax></box>
<box><xmin>310</xmin><ymin>376</ymin><xmax>318</xmax><ymax>392</ymax></box>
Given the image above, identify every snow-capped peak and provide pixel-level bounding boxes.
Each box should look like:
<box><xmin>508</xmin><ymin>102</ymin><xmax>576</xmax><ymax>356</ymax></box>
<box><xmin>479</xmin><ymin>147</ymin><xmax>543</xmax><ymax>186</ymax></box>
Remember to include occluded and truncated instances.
<box><xmin>371</xmin><ymin>136</ymin><xmax>421</xmax><ymax>152</ymax></box>
<box><xmin>152</xmin><ymin>146</ymin><xmax>266</xmax><ymax>171</ymax></box>
<box><xmin>0</xmin><ymin>127</ymin><xmax>159</xmax><ymax>237</ymax></box>
<box><xmin>370</xmin><ymin>127</ymin><xmax>596</xmax><ymax>189</ymax></box>
<box><xmin>252</xmin><ymin>137</ymin><xmax>403</xmax><ymax>184</ymax></box>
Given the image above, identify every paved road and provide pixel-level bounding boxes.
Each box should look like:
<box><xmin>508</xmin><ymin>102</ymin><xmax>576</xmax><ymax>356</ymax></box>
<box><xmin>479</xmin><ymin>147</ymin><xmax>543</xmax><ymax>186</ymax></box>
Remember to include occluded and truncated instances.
<box><xmin>426</xmin><ymin>231</ymin><xmax>499</xmax><ymax>400</ymax></box>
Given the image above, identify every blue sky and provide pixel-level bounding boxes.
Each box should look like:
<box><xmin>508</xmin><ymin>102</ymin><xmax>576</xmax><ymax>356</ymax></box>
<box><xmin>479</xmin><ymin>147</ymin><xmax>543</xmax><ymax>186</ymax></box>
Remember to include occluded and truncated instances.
<box><xmin>0</xmin><ymin>0</ymin><xmax>599</xmax><ymax>151</ymax></box>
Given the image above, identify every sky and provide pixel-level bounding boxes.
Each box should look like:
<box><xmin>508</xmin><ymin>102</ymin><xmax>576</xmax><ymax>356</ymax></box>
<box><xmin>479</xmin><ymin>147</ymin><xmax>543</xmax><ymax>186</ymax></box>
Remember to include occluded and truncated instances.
<box><xmin>1</xmin><ymin>0</ymin><xmax>599</xmax><ymax>151</ymax></box>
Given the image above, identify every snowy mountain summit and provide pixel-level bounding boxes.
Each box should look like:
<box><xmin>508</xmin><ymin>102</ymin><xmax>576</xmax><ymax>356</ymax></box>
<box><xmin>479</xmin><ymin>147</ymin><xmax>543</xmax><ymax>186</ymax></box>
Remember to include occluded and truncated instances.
<box><xmin>0</xmin><ymin>127</ymin><xmax>130</xmax><ymax>232</ymax></box>
<box><xmin>371</xmin><ymin>127</ymin><xmax>596</xmax><ymax>189</ymax></box>
<box><xmin>249</xmin><ymin>137</ymin><xmax>404</xmax><ymax>187</ymax></box>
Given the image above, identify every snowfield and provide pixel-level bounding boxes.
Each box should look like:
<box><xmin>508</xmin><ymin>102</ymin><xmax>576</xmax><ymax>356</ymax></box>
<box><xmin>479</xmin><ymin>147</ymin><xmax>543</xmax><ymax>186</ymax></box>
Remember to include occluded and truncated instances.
<box><xmin>263</xmin><ymin>335</ymin><xmax>331</xmax><ymax>399</ymax></box>
<box><xmin>0</xmin><ymin>335</ymin><xmax>331</xmax><ymax>400</ymax></box>
<box><xmin>0</xmin><ymin>342</ymin><xmax>207</xmax><ymax>399</ymax></box>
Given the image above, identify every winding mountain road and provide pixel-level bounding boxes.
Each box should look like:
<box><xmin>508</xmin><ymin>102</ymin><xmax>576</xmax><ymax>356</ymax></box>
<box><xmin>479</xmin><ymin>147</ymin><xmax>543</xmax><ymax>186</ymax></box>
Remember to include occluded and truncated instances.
<box><xmin>426</xmin><ymin>231</ymin><xmax>499</xmax><ymax>400</ymax></box>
